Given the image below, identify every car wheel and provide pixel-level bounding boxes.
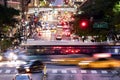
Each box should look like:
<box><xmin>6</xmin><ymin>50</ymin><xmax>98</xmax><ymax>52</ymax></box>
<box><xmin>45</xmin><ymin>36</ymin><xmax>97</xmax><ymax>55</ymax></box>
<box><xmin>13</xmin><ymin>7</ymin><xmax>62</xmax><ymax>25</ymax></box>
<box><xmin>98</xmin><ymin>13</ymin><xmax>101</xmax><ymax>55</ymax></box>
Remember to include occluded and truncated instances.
<box><xmin>109</xmin><ymin>65</ymin><xmax>114</xmax><ymax>69</ymax></box>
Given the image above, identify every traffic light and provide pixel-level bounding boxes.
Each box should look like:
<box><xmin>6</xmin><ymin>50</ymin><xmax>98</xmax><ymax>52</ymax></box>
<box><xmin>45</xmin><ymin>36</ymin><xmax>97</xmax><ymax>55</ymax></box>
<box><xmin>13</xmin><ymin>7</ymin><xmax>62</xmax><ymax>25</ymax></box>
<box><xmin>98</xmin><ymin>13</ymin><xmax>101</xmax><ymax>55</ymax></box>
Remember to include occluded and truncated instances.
<box><xmin>79</xmin><ymin>19</ymin><xmax>89</xmax><ymax>29</ymax></box>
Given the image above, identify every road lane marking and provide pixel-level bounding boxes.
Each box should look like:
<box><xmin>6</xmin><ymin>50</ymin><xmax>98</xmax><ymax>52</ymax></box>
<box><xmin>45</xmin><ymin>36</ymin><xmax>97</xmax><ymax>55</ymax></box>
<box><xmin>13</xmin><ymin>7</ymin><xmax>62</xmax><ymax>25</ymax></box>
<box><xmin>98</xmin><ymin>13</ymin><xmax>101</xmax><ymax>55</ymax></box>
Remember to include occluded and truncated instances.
<box><xmin>0</xmin><ymin>70</ymin><xmax>2</xmax><ymax>73</ymax></box>
<box><xmin>5</xmin><ymin>70</ymin><xmax>11</xmax><ymax>73</ymax></box>
<box><xmin>111</xmin><ymin>70</ymin><xmax>118</xmax><ymax>74</ymax></box>
<box><xmin>101</xmin><ymin>70</ymin><xmax>108</xmax><ymax>74</ymax></box>
<box><xmin>91</xmin><ymin>70</ymin><xmax>97</xmax><ymax>73</ymax></box>
<box><xmin>71</xmin><ymin>70</ymin><xmax>77</xmax><ymax>73</ymax></box>
<box><xmin>61</xmin><ymin>70</ymin><xmax>67</xmax><ymax>73</ymax></box>
<box><xmin>52</xmin><ymin>70</ymin><xmax>57</xmax><ymax>73</ymax></box>
<box><xmin>14</xmin><ymin>70</ymin><xmax>18</xmax><ymax>73</ymax></box>
<box><xmin>80</xmin><ymin>70</ymin><xmax>87</xmax><ymax>73</ymax></box>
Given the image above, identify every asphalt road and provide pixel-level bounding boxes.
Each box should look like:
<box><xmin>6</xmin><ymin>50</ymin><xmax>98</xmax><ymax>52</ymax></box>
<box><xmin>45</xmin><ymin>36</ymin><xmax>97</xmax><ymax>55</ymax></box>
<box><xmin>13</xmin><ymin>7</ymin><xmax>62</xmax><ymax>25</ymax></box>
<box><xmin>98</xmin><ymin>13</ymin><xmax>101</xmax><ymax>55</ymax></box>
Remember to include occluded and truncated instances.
<box><xmin>0</xmin><ymin>53</ymin><xmax>120</xmax><ymax>80</ymax></box>
<box><xmin>0</xmin><ymin>62</ymin><xmax>120</xmax><ymax>80</ymax></box>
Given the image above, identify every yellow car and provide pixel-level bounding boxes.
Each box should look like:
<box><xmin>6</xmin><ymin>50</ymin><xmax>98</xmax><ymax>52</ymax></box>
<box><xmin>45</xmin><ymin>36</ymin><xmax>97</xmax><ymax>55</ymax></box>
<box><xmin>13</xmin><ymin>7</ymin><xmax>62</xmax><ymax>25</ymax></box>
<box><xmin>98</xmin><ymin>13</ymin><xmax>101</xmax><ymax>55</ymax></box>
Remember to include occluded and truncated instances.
<box><xmin>51</xmin><ymin>54</ymin><xmax>93</xmax><ymax>65</ymax></box>
<box><xmin>78</xmin><ymin>58</ymin><xmax>120</xmax><ymax>69</ymax></box>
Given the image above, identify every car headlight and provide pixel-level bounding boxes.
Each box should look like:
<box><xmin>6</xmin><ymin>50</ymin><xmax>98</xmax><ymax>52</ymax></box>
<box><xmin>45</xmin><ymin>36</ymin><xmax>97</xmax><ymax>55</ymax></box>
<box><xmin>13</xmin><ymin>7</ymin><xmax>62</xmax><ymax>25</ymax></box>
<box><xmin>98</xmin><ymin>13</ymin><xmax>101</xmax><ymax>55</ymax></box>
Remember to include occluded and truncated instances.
<box><xmin>25</xmin><ymin>68</ymin><xmax>30</xmax><ymax>72</ymax></box>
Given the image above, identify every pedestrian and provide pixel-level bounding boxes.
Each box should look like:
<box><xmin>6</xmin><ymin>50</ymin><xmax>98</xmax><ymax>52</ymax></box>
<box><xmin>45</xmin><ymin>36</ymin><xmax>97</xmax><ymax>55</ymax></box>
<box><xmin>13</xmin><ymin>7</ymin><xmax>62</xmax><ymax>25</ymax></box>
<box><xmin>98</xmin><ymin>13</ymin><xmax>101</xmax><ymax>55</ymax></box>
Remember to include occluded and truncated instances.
<box><xmin>43</xmin><ymin>65</ymin><xmax>47</xmax><ymax>77</ymax></box>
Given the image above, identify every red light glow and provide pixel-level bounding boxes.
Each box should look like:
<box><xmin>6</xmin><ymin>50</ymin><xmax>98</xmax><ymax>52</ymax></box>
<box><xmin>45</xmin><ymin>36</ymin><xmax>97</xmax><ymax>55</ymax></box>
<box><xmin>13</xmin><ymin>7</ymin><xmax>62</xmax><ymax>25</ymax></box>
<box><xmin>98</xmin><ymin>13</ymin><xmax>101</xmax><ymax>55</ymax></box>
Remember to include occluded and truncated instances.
<box><xmin>81</xmin><ymin>22</ymin><xmax>87</xmax><ymax>26</ymax></box>
<box><xmin>79</xmin><ymin>19</ymin><xmax>89</xmax><ymax>29</ymax></box>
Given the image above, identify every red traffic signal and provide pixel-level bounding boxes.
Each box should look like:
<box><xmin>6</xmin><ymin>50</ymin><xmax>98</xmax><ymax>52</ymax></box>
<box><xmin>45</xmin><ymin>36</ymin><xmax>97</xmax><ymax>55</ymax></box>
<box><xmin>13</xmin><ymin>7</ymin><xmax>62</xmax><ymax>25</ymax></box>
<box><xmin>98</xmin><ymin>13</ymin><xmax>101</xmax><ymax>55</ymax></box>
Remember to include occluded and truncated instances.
<box><xmin>79</xmin><ymin>19</ymin><xmax>89</xmax><ymax>29</ymax></box>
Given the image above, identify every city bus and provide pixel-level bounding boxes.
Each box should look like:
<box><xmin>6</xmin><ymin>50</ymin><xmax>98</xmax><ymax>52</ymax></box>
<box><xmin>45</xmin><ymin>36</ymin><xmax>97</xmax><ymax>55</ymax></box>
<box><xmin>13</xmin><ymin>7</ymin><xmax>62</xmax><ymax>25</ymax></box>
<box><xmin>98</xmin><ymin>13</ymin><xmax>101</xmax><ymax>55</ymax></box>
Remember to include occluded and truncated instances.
<box><xmin>20</xmin><ymin>40</ymin><xmax>120</xmax><ymax>55</ymax></box>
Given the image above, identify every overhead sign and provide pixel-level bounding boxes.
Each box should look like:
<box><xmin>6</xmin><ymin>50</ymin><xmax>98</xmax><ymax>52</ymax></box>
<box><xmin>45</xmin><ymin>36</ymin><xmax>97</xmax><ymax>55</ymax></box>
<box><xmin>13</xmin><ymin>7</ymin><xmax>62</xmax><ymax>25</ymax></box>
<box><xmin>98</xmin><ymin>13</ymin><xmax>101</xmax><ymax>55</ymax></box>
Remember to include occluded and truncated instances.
<box><xmin>93</xmin><ymin>22</ymin><xmax>108</xmax><ymax>28</ymax></box>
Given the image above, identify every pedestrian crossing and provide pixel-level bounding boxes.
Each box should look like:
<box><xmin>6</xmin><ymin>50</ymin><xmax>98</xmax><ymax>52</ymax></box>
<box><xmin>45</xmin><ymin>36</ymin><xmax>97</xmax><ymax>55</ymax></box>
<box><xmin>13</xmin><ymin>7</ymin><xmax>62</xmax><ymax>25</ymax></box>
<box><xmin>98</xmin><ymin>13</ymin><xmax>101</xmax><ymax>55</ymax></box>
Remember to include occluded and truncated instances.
<box><xmin>0</xmin><ymin>69</ymin><xmax>118</xmax><ymax>74</ymax></box>
<box><xmin>47</xmin><ymin>69</ymin><xmax>118</xmax><ymax>74</ymax></box>
<box><xmin>0</xmin><ymin>69</ymin><xmax>17</xmax><ymax>74</ymax></box>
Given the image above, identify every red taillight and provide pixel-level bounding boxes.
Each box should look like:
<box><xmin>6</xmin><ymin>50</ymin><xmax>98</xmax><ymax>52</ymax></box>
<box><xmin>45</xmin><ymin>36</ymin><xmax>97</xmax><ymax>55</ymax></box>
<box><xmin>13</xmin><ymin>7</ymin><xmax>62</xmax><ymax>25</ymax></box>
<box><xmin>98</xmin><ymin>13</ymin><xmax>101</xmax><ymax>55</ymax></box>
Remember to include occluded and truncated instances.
<box><xmin>65</xmin><ymin>50</ymin><xmax>69</xmax><ymax>53</ymax></box>
<box><xmin>75</xmin><ymin>50</ymin><xmax>79</xmax><ymax>53</ymax></box>
<box><xmin>71</xmin><ymin>50</ymin><xmax>74</xmax><ymax>53</ymax></box>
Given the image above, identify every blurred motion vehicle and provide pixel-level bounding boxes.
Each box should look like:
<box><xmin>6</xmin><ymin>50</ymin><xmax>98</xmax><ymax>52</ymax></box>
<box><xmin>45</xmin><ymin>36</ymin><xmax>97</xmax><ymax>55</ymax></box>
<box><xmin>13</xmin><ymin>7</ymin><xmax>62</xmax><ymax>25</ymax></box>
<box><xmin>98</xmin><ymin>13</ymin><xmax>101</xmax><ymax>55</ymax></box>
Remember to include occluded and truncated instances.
<box><xmin>0</xmin><ymin>54</ymin><xmax>15</xmax><ymax>62</ymax></box>
<box><xmin>51</xmin><ymin>54</ymin><xmax>92</xmax><ymax>65</ymax></box>
<box><xmin>16</xmin><ymin>60</ymin><xmax>45</xmax><ymax>73</ymax></box>
<box><xmin>4</xmin><ymin>48</ymin><xmax>28</xmax><ymax>61</ymax></box>
<box><xmin>4</xmin><ymin>50</ymin><xmax>18</xmax><ymax>61</ymax></box>
<box><xmin>78</xmin><ymin>57</ymin><xmax>120</xmax><ymax>69</ymax></box>
<box><xmin>13</xmin><ymin>74</ymin><xmax>32</xmax><ymax>80</ymax></box>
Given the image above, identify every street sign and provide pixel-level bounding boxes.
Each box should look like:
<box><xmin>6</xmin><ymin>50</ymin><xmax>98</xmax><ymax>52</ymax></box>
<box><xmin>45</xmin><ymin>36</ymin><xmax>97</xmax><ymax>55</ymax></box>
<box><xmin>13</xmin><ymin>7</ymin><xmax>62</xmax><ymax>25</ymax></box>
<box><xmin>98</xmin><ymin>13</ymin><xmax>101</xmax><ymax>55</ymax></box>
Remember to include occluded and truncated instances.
<box><xmin>93</xmin><ymin>22</ymin><xmax>108</xmax><ymax>28</ymax></box>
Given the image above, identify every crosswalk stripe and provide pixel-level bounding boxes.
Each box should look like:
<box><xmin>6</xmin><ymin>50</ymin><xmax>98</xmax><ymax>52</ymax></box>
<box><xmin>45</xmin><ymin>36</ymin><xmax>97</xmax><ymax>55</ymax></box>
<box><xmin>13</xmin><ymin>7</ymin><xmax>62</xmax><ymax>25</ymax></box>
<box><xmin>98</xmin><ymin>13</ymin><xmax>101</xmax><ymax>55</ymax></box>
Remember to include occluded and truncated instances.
<box><xmin>61</xmin><ymin>70</ymin><xmax>67</xmax><ymax>73</ymax></box>
<box><xmin>5</xmin><ymin>70</ymin><xmax>11</xmax><ymax>73</ymax></box>
<box><xmin>80</xmin><ymin>70</ymin><xmax>87</xmax><ymax>73</ymax></box>
<box><xmin>0</xmin><ymin>70</ymin><xmax>2</xmax><ymax>73</ymax></box>
<box><xmin>52</xmin><ymin>70</ymin><xmax>57</xmax><ymax>73</ymax></box>
<box><xmin>101</xmin><ymin>70</ymin><xmax>108</xmax><ymax>74</ymax></box>
<box><xmin>111</xmin><ymin>70</ymin><xmax>118</xmax><ymax>74</ymax></box>
<box><xmin>14</xmin><ymin>70</ymin><xmax>18</xmax><ymax>73</ymax></box>
<box><xmin>91</xmin><ymin>70</ymin><xmax>97</xmax><ymax>73</ymax></box>
<box><xmin>71</xmin><ymin>70</ymin><xmax>77</xmax><ymax>73</ymax></box>
<box><xmin>0</xmin><ymin>69</ymin><xmax>116</xmax><ymax>74</ymax></box>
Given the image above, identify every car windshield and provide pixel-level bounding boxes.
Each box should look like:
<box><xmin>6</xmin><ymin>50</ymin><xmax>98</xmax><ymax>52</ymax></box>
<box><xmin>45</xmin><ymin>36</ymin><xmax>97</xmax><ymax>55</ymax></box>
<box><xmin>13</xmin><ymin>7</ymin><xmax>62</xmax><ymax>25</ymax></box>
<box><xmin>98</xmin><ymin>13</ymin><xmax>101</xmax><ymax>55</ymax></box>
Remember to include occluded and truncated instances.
<box><xmin>16</xmin><ymin>75</ymin><xmax>29</xmax><ymax>80</ymax></box>
<box><xmin>96</xmin><ymin>58</ymin><xmax>109</xmax><ymax>61</ymax></box>
<box><xmin>26</xmin><ymin>60</ymin><xmax>43</xmax><ymax>65</ymax></box>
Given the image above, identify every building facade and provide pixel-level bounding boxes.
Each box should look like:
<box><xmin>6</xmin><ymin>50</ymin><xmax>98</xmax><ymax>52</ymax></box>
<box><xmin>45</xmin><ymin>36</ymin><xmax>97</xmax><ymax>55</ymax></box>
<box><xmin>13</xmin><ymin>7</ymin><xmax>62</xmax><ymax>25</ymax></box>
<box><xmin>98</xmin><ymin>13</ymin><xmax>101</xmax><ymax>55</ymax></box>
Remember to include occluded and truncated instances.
<box><xmin>0</xmin><ymin>0</ymin><xmax>20</xmax><ymax>9</ymax></box>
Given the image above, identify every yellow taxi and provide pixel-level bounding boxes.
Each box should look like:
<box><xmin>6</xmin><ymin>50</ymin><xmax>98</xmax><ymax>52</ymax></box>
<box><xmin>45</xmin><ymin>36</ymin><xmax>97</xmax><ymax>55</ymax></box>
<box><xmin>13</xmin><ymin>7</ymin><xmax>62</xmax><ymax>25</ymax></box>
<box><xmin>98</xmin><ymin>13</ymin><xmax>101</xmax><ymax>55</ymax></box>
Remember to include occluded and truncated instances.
<box><xmin>51</xmin><ymin>54</ymin><xmax>93</xmax><ymax>65</ymax></box>
<box><xmin>78</xmin><ymin>53</ymin><xmax>120</xmax><ymax>69</ymax></box>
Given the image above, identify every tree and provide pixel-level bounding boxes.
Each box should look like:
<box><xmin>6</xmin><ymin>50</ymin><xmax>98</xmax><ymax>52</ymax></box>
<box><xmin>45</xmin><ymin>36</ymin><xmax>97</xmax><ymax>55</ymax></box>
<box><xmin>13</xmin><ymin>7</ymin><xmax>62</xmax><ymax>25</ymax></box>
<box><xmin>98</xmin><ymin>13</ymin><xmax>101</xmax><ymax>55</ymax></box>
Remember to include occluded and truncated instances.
<box><xmin>0</xmin><ymin>5</ymin><xmax>20</xmax><ymax>27</ymax></box>
<box><xmin>113</xmin><ymin>2</ymin><xmax>120</xmax><ymax>32</ymax></box>
<box><xmin>0</xmin><ymin>5</ymin><xmax>20</xmax><ymax>52</ymax></box>
<box><xmin>72</xmin><ymin>0</ymin><xmax>120</xmax><ymax>41</ymax></box>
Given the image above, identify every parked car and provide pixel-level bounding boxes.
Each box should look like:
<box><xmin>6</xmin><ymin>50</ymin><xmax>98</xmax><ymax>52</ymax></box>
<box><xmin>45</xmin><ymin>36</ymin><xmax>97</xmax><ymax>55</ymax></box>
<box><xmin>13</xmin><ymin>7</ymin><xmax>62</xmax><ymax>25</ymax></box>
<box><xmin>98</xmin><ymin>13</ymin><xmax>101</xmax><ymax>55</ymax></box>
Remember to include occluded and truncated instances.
<box><xmin>13</xmin><ymin>74</ymin><xmax>32</xmax><ymax>80</ymax></box>
<box><xmin>16</xmin><ymin>60</ymin><xmax>45</xmax><ymax>73</ymax></box>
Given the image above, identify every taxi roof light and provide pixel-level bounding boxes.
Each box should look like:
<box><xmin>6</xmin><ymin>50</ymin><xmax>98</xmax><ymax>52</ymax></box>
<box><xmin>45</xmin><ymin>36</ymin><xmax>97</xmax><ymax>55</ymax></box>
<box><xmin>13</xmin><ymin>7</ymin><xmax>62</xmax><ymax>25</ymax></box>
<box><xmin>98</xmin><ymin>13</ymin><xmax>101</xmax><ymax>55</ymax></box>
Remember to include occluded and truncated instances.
<box><xmin>93</xmin><ymin>53</ymin><xmax>111</xmax><ymax>58</ymax></box>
